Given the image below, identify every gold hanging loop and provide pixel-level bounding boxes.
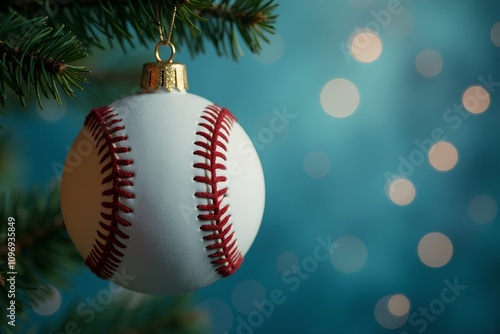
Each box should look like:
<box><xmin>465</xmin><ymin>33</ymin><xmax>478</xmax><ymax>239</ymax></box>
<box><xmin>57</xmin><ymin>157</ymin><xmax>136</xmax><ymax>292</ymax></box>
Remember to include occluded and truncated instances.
<box><xmin>154</xmin><ymin>40</ymin><xmax>176</xmax><ymax>63</ymax></box>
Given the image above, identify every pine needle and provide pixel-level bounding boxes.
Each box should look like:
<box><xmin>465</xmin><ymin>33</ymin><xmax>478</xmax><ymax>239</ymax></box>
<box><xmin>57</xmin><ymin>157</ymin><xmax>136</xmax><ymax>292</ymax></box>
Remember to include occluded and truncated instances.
<box><xmin>0</xmin><ymin>13</ymin><xmax>89</xmax><ymax>109</ymax></box>
<box><xmin>0</xmin><ymin>182</ymin><xmax>82</xmax><ymax>331</ymax></box>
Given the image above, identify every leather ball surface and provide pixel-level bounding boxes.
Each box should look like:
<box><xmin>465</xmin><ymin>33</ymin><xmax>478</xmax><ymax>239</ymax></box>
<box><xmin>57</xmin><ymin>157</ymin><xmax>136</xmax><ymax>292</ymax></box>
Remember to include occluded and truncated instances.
<box><xmin>60</xmin><ymin>90</ymin><xmax>265</xmax><ymax>294</ymax></box>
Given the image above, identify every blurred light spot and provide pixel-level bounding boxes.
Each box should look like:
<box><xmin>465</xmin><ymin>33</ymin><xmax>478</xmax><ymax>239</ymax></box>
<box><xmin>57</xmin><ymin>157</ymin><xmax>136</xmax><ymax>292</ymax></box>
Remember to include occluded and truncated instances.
<box><xmin>386</xmin><ymin>9</ymin><xmax>415</xmax><ymax>39</ymax></box>
<box><xmin>462</xmin><ymin>85</ymin><xmax>490</xmax><ymax>114</ymax></box>
<box><xmin>415</xmin><ymin>49</ymin><xmax>443</xmax><ymax>78</ymax></box>
<box><xmin>388</xmin><ymin>178</ymin><xmax>416</xmax><ymax>206</ymax></box>
<box><xmin>428</xmin><ymin>141</ymin><xmax>458</xmax><ymax>172</ymax></box>
<box><xmin>231</xmin><ymin>279</ymin><xmax>267</xmax><ymax>314</ymax></box>
<box><xmin>418</xmin><ymin>232</ymin><xmax>453</xmax><ymax>268</ymax></box>
<box><xmin>320</xmin><ymin>78</ymin><xmax>360</xmax><ymax>118</ymax></box>
<box><xmin>304</xmin><ymin>151</ymin><xmax>331</xmax><ymax>178</ymax></box>
<box><xmin>468</xmin><ymin>195</ymin><xmax>497</xmax><ymax>224</ymax></box>
<box><xmin>113</xmin><ymin>284</ymin><xmax>150</xmax><ymax>309</ymax></box>
<box><xmin>349</xmin><ymin>30</ymin><xmax>383</xmax><ymax>63</ymax></box>
<box><xmin>276</xmin><ymin>252</ymin><xmax>300</xmax><ymax>274</ymax></box>
<box><xmin>36</xmin><ymin>98</ymin><xmax>66</xmax><ymax>122</ymax></box>
<box><xmin>348</xmin><ymin>0</ymin><xmax>372</xmax><ymax>8</ymax></box>
<box><xmin>253</xmin><ymin>32</ymin><xmax>285</xmax><ymax>64</ymax></box>
<box><xmin>330</xmin><ymin>235</ymin><xmax>367</xmax><ymax>274</ymax></box>
<box><xmin>33</xmin><ymin>286</ymin><xmax>61</xmax><ymax>316</ymax></box>
<box><xmin>388</xmin><ymin>294</ymin><xmax>410</xmax><ymax>317</ymax></box>
<box><xmin>491</xmin><ymin>22</ymin><xmax>500</xmax><ymax>47</ymax></box>
<box><xmin>195</xmin><ymin>298</ymin><xmax>233</xmax><ymax>333</ymax></box>
<box><xmin>374</xmin><ymin>295</ymin><xmax>409</xmax><ymax>329</ymax></box>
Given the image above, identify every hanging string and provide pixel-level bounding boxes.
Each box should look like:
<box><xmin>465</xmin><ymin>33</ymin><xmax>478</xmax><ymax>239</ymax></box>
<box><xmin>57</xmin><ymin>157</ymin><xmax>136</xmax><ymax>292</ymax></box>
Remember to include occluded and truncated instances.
<box><xmin>154</xmin><ymin>2</ymin><xmax>178</xmax><ymax>62</ymax></box>
<box><xmin>154</xmin><ymin>1</ymin><xmax>165</xmax><ymax>41</ymax></box>
<box><xmin>166</xmin><ymin>5</ymin><xmax>177</xmax><ymax>45</ymax></box>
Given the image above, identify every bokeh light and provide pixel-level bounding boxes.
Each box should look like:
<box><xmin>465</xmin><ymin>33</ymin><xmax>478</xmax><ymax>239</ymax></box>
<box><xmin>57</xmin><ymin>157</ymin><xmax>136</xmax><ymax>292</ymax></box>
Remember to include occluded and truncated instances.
<box><xmin>387</xmin><ymin>178</ymin><xmax>416</xmax><ymax>206</ymax></box>
<box><xmin>304</xmin><ymin>151</ymin><xmax>331</xmax><ymax>178</ymax></box>
<box><xmin>276</xmin><ymin>251</ymin><xmax>300</xmax><ymax>274</ymax></box>
<box><xmin>388</xmin><ymin>294</ymin><xmax>410</xmax><ymax>317</ymax></box>
<box><xmin>491</xmin><ymin>22</ymin><xmax>500</xmax><ymax>47</ymax></box>
<box><xmin>330</xmin><ymin>235</ymin><xmax>368</xmax><ymax>274</ymax></box>
<box><xmin>374</xmin><ymin>295</ymin><xmax>409</xmax><ymax>329</ymax></box>
<box><xmin>349</xmin><ymin>29</ymin><xmax>383</xmax><ymax>63</ymax></box>
<box><xmin>415</xmin><ymin>49</ymin><xmax>443</xmax><ymax>78</ymax></box>
<box><xmin>32</xmin><ymin>286</ymin><xmax>61</xmax><ymax>316</ymax></box>
<box><xmin>113</xmin><ymin>285</ymin><xmax>150</xmax><ymax>309</ymax></box>
<box><xmin>428</xmin><ymin>141</ymin><xmax>459</xmax><ymax>171</ymax></box>
<box><xmin>418</xmin><ymin>232</ymin><xmax>453</xmax><ymax>268</ymax></box>
<box><xmin>320</xmin><ymin>78</ymin><xmax>360</xmax><ymax>118</ymax></box>
<box><xmin>231</xmin><ymin>279</ymin><xmax>268</xmax><ymax>314</ymax></box>
<box><xmin>36</xmin><ymin>99</ymin><xmax>67</xmax><ymax>122</ymax></box>
<box><xmin>195</xmin><ymin>298</ymin><xmax>234</xmax><ymax>333</ymax></box>
<box><xmin>468</xmin><ymin>195</ymin><xmax>498</xmax><ymax>224</ymax></box>
<box><xmin>462</xmin><ymin>85</ymin><xmax>490</xmax><ymax>114</ymax></box>
<box><xmin>253</xmin><ymin>32</ymin><xmax>285</xmax><ymax>64</ymax></box>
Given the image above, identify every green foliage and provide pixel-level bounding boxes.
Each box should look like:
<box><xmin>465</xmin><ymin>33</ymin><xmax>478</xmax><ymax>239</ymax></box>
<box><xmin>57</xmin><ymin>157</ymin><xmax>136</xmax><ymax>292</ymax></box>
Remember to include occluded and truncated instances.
<box><xmin>0</xmin><ymin>13</ymin><xmax>89</xmax><ymax>108</ymax></box>
<box><xmin>42</xmin><ymin>295</ymin><xmax>205</xmax><ymax>334</ymax></box>
<box><xmin>175</xmin><ymin>0</ymin><xmax>279</xmax><ymax>59</ymax></box>
<box><xmin>0</xmin><ymin>183</ymin><xmax>82</xmax><ymax>331</ymax></box>
<box><xmin>0</xmin><ymin>0</ymin><xmax>278</xmax><ymax>108</ymax></box>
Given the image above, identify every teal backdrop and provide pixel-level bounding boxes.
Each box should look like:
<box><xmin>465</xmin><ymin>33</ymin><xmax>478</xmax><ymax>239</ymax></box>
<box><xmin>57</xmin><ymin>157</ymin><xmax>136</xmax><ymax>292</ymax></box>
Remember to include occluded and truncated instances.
<box><xmin>2</xmin><ymin>0</ymin><xmax>499</xmax><ymax>333</ymax></box>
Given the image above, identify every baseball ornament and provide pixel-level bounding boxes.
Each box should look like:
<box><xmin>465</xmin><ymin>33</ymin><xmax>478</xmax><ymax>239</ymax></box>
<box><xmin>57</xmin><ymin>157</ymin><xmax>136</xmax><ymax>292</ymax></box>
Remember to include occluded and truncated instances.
<box><xmin>60</xmin><ymin>41</ymin><xmax>265</xmax><ymax>295</ymax></box>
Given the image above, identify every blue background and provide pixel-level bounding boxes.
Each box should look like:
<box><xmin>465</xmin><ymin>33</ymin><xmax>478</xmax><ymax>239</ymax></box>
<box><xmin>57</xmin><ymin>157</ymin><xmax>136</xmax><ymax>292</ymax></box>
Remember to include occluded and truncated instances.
<box><xmin>1</xmin><ymin>0</ymin><xmax>499</xmax><ymax>333</ymax></box>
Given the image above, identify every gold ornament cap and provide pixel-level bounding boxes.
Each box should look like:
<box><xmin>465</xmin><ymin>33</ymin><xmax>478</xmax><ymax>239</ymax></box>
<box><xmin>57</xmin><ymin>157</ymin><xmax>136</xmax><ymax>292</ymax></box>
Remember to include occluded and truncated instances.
<box><xmin>141</xmin><ymin>41</ymin><xmax>188</xmax><ymax>92</ymax></box>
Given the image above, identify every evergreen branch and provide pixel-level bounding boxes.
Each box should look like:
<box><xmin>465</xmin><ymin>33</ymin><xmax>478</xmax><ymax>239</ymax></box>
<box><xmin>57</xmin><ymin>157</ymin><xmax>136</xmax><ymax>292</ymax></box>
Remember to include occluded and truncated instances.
<box><xmin>0</xmin><ymin>182</ymin><xmax>82</xmax><ymax>331</ymax></box>
<box><xmin>180</xmin><ymin>0</ymin><xmax>279</xmax><ymax>59</ymax></box>
<box><xmin>37</xmin><ymin>294</ymin><xmax>203</xmax><ymax>334</ymax></box>
<box><xmin>0</xmin><ymin>13</ymin><xmax>89</xmax><ymax>108</ymax></box>
<box><xmin>0</xmin><ymin>0</ymin><xmax>277</xmax><ymax>59</ymax></box>
<box><xmin>0</xmin><ymin>215</ymin><xmax>64</xmax><ymax>259</ymax></box>
<box><xmin>0</xmin><ymin>0</ymin><xmax>212</xmax><ymax>52</ymax></box>
<box><xmin>110</xmin><ymin>295</ymin><xmax>204</xmax><ymax>334</ymax></box>
<box><xmin>0</xmin><ymin>0</ymin><xmax>277</xmax><ymax>107</ymax></box>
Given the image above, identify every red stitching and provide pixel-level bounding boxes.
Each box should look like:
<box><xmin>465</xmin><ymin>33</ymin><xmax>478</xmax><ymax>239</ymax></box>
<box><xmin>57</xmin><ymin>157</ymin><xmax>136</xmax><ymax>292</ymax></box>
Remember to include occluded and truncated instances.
<box><xmin>193</xmin><ymin>105</ymin><xmax>243</xmax><ymax>277</ymax></box>
<box><xmin>84</xmin><ymin>106</ymin><xmax>134</xmax><ymax>279</ymax></box>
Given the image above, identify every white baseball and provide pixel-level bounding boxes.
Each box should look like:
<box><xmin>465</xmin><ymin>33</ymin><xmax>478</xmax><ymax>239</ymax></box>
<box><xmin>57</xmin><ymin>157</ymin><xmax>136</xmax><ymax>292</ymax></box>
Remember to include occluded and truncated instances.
<box><xmin>60</xmin><ymin>90</ymin><xmax>265</xmax><ymax>294</ymax></box>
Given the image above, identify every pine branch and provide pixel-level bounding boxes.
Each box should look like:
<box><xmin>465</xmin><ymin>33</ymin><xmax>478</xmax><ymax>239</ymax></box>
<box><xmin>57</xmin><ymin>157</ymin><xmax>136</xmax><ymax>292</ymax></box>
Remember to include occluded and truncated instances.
<box><xmin>36</xmin><ymin>294</ymin><xmax>203</xmax><ymax>334</ymax></box>
<box><xmin>0</xmin><ymin>0</ymin><xmax>277</xmax><ymax>58</ymax></box>
<box><xmin>0</xmin><ymin>183</ymin><xmax>82</xmax><ymax>331</ymax></box>
<box><xmin>0</xmin><ymin>0</ymin><xmax>277</xmax><ymax>108</ymax></box>
<box><xmin>0</xmin><ymin>13</ymin><xmax>89</xmax><ymax>108</ymax></box>
<box><xmin>185</xmin><ymin>0</ymin><xmax>279</xmax><ymax>59</ymax></box>
<box><xmin>0</xmin><ymin>215</ymin><xmax>64</xmax><ymax>260</ymax></box>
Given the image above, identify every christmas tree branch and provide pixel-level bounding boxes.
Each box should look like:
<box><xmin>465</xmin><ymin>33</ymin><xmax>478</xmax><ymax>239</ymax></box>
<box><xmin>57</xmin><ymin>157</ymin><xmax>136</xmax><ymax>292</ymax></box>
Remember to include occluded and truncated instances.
<box><xmin>0</xmin><ymin>13</ymin><xmax>89</xmax><ymax>108</ymax></box>
<box><xmin>188</xmin><ymin>0</ymin><xmax>278</xmax><ymax>58</ymax></box>
<box><xmin>0</xmin><ymin>0</ymin><xmax>277</xmax><ymax>56</ymax></box>
<box><xmin>0</xmin><ymin>216</ymin><xmax>64</xmax><ymax>260</ymax></box>
<box><xmin>40</xmin><ymin>294</ymin><xmax>203</xmax><ymax>334</ymax></box>
<box><xmin>201</xmin><ymin>2</ymin><xmax>269</xmax><ymax>26</ymax></box>
<box><xmin>109</xmin><ymin>296</ymin><xmax>204</xmax><ymax>334</ymax></box>
<box><xmin>0</xmin><ymin>183</ymin><xmax>82</xmax><ymax>330</ymax></box>
<box><xmin>0</xmin><ymin>0</ymin><xmax>277</xmax><ymax>108</ymax></box>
